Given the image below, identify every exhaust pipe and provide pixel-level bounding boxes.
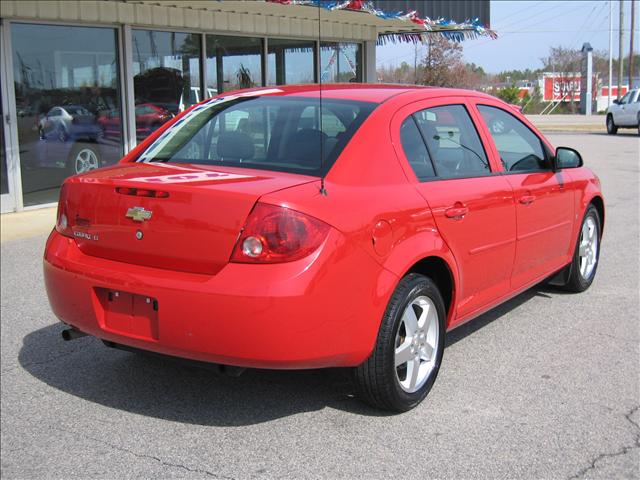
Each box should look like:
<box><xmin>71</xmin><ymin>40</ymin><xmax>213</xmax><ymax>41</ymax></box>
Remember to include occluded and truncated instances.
<box><xmin>61</xmin><ymin>328</ymin><xmax>87</xmax><ymax>341</ymax></box>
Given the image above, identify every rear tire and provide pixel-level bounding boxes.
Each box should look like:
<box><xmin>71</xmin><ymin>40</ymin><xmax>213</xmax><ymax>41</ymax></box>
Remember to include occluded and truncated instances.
<box><xmin>561</xmin><ymin>205</ymin><xmax>601</xmax><ymax>293</ymax></box>
<box><xmin>353</xmin><ymin>273</ymin><xmax>445</xmax><ymax>412</ymax></box>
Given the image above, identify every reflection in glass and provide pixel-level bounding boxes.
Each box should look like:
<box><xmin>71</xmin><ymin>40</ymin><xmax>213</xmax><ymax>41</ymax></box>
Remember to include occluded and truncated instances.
<box><xmin>206</xmin><ymin>35</ymin><xmax>263</xmax><ymax>96</ymax></box>
<box><xmin>11</xmin><ymin>23</ymin><xmax>122</xmax><ymax>206</ymax></box>
<box><xmin>267</xmin><ymin>39</ymin><xmax>315</xmax><ymax>85</ymax></box>
<box><xmin>320</xmin><ymin>43</ymin><xmax>362</xmax><ymax>83</ymax></box>
<box><xmin>1</xmin><ymin>77</ymin><xmax>8</xmax><ymax>196</ymax></box>
<box><xmin>132</xmin><ymin>30</ymin><xmax>201</xmax><ymax>142</ymax></box>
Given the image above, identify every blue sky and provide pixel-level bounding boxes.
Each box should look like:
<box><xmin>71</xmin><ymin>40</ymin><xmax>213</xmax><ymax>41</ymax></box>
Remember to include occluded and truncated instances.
<box><xmin>376</xmin><ymin>0</ymin><xmax>639</xmax><ymax>73</ymax></box>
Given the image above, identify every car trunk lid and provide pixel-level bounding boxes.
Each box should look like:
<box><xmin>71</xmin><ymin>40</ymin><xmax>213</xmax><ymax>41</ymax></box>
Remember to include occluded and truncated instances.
<box><xmin>64</xmin><ymin>162</ymin><xmax>316</xmax><ymax>274</ymax></box>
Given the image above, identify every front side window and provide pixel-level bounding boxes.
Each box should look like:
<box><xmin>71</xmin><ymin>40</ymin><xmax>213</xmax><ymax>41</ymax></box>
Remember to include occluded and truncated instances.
<box><xmin>477</xmin><ymin>105</ymin><xmax>549</xmax><ymax>173</ymax></box>
<box><xmin>138</xmin><ymin>96</ymin><xmax>375</xmax><ymax>176</ymax></box>
<box><xmin>620</xmin><ymin>92</ymin><xmax>631</xmax><ymax>104</ymax></box>
<box><xmin>412</xmin><ymin>105</ymin><xmax>489</xmax><ymax>178</ymax></box>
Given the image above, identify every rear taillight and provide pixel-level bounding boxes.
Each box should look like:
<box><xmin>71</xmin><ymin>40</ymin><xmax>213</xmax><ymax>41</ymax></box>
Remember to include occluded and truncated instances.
<box><xmin>230</xmin><ymin>203</ymin><xmax>331</xmax><ymax>264</ymax></box>
<box><xmin>55</xmin><ymin>183</ymin><xmax>73</xmax><ymax>238</ymax></box>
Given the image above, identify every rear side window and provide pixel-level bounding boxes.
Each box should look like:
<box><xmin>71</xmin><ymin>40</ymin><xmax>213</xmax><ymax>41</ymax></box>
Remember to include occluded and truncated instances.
<box><xmin>400</xmin><ymin>117</ymin><xmax>435</xmax><ymax>180</ymax></box>
<box><xmin>412</xmin><ymin>104</ymin><xmax>490</xmax><ymax>179</ymax></box>
<box><xmin>477</xmin><ymin>105</ymin><xmax>549</xmax><ymax>172</ymax></box>
<box><xmin>137</xmin><ymin>96</ymin><xmax>376</xmax><ymax>176</ymax></box>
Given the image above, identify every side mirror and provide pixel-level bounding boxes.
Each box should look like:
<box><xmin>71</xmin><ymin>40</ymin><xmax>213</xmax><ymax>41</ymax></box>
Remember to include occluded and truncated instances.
<box><xmin>554</xmin><ymin>147</ymin><xmax>583</xmax><ymax>170</ymax></box>
<box><xmin>612</xmin><ymin>99</ymin><xmax>620</xmax><ymax>105</ymax></box>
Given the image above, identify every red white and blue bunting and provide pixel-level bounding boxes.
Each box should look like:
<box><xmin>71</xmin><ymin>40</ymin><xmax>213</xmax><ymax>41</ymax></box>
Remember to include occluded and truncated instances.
<box><xmin>265</xmin><ymin>0</ymin><xmax>497</xmax><ymax>43</ymax></box>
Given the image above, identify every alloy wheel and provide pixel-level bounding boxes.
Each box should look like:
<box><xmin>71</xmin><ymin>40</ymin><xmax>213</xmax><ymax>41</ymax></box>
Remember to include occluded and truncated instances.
<box><xmin>394</xmin><ymin>296</ymin><xmax>440</xmax><ymax>393</ymax></box>
<box><xmin>74</xmin><ymin>148</ymin><xmax>99</xmax><ymax>174</ymax></box>
<box><xmin>578</xmin><ymin>216</ymin><xmax>598</xmax><ymax>280</ymax></box>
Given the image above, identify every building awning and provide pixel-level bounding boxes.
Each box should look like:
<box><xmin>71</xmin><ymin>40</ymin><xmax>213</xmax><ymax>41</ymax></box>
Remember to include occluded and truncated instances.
<box><xmin>131</xmin><ymin>1</ymin><xmax>497</xmax><ymax>42</ymax></box>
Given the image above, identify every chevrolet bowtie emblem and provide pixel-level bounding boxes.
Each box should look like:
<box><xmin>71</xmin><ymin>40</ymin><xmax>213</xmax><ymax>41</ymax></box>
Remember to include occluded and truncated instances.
<box><xmin>125</xmin><ymin>206</ymin><xmax>152</xmax><ymax>222</ymax></box>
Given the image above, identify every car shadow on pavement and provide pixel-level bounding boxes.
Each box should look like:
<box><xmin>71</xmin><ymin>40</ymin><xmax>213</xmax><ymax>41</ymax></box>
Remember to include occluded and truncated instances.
<box><xmin>19</xmin><ymin>286</ymin><xmax>553</xmax><ymax>425</ymax></box>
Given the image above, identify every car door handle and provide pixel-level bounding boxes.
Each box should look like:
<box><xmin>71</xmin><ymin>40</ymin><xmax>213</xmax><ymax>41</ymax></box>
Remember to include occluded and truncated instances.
<box><xmin>445</xmin><ymin>205</ymin><xmax>469</xmax><ymax>219</ymax></box>
<box><xmin>519</xmin><ymin>195</ymin><xmax>536</xmax><ymax>205</ymax></box>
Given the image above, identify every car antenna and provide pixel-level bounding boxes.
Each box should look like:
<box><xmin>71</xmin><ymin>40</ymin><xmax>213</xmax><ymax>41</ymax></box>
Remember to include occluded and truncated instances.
<box><xmin>318</xmin><ymin>3</ymin><xmax>328</xmax><ymax>196</ymax></box>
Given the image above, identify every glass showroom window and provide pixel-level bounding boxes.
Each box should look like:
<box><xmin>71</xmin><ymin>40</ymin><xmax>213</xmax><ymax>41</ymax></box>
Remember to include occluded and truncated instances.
<box><xmin>267</xmin><ymin>39</ymin><xmax>316</xmax><ymax>85</ymax></box>
<box><xmin>131</xmin><ymin>29</ymin><xmax>201</xmax><ymax>142</ymax></box>
<box><xmin>11</xmin><ymin>23</ymin><xmax>122</xmax><ymax>206</ymax></box>
<box><xmin>206</xmin><ymin>35</ymin><xmax>263</xmax><ymax>96</ymax></box>
<box><xmin>320</xmin><ymin>43</ymin><xmax>362</xmax><ymax>83</ymax></box>
<box><xmin>1</xmin><ymin>77</ymin><xmax>8</xmax><ymax>197</ymax></box>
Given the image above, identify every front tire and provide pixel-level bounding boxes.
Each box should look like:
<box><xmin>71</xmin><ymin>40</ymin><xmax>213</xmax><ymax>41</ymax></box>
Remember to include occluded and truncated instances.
<box><xmin>606</xmin><ymin>114</ymin><xmax>618</xmax><ymax>135</ymax></box>
<box><xmin>353</xmin><ymin>273</ymin><xmax>445</xmax><ymax>412</ymax></box>
<box><xmin>562</xmin><ymin>205</ymin><xmax>601</xmax><ymax>292</ymax></box>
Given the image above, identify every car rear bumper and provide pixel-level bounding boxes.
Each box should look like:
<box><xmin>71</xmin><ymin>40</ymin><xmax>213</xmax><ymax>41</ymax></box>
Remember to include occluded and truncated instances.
<box><xmin>44</xmin><ymin>230</ymin><xmax>396</xmax><ymax>369</ymax></box>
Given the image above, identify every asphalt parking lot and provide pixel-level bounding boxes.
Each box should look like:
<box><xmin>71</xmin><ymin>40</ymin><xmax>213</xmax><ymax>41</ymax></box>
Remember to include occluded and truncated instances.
<box><xmin>1</xmin><ymin>131</ymin><xmax>638</xmax><ymax>479</ymax></box>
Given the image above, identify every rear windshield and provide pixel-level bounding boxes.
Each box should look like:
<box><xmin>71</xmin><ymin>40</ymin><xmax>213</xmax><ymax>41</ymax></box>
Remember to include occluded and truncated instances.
<box><xmin>137</xmin><ymin>95</ymin><xmax>376</xmax><ymax>176</ymax></box>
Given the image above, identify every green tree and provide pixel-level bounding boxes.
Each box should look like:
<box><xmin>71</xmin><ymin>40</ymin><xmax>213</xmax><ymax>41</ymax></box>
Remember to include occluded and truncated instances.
<box><xmin>494</xmin><ymin>85</ymin><xmax>522</xmax><ymax>104</ymax></box>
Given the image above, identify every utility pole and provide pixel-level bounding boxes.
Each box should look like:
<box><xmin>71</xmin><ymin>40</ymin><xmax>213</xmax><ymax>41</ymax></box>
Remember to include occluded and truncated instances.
<box><xmin>618</xmin><ymin>0</ymin><xmax>624</xmax><ymax>100</ymax></box>
<box><xmin>630</xmin><ymin>0</ymin><xmax>636</xmax><ymax>89</ymax></box>
<box><xmin>608</xmin><ymin>1</ymin><xmax>613</xmax><ymax>107</ymax></box>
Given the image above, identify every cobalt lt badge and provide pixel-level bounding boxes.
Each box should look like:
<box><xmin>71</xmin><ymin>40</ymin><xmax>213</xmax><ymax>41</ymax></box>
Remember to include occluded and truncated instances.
<box><xmin>125</xmin><ymin>206</ymin><xmax>152</xmax><ymax>222</ymax></box>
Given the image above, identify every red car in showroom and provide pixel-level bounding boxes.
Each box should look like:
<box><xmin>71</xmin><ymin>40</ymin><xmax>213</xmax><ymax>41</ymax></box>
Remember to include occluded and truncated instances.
<box><xmin>44</xmin><ymin>85</ymin><xmax>604</xmax><ymax>412</ymax></box>
<box><xmin>98</xmin><ymin>103</ymin><xmax>174</xmax><ymax>141</ymax></box>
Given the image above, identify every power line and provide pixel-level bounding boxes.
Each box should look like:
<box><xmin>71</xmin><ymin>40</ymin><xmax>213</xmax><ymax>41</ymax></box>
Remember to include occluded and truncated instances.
<box><xmin>377</xmin><ymin>2</ymin><xmax>582</xmax><ymax>65</ymax></box>
<box><xmin>492</xmin><ymin>1</ymin><xmax>585</xmax><ymax>33</ymax></box>
<box><xmin>378</xmin><ymin>2</ymin><xmax>586</xmax><ymax>66</ymax></box>
<box><xmin>491</xmin><ymin>1</ymin><xmax>547</xmax><ymax>25</ymax></box>
<box><xmin>464</xmin><ymin>1</ymin><xmax>593</xmax><ymax>52</ymax></box>
<box><xmin>568</xmin><ymin>1</ymin><xmax>608</xmax><ymax>49</ymax></box>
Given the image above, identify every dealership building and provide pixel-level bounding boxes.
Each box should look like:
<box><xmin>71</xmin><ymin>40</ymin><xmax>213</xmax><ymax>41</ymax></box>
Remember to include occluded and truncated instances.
<box><xmin>0</xmin><ymin>0</ymin><xmax>489</xmax><ymax>212</ymax></box>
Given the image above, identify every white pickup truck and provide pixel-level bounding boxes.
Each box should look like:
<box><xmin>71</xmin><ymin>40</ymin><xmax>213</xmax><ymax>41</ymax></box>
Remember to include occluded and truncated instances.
<box><xmin>606</xmin><ymin>88</ymin><xmax>640</xmax><ymax>135</ymax></box>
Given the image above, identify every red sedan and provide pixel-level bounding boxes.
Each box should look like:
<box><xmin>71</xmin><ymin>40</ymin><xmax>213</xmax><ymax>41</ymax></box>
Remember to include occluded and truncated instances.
<box><xmin>44</xmin><ymin>85</ymin><xmax>604</xmax><ymax>411</ymax></box>
<box><xmin>98</xmin><ymin>103</ymin><xmax>173</xmax><ymax>140</ymax></box>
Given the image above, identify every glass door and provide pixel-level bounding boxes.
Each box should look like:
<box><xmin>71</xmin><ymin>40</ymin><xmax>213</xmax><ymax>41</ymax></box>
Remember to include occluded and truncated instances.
<box><xmin>1</xmin><ymin>21</ymin><xmax>17</xmax><ymax>213</ymax></box>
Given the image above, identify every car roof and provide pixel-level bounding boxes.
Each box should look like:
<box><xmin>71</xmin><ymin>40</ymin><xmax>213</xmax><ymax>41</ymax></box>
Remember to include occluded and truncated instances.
<box><xmin>216</xmin><ymin>84</ymin><xmax>498</xmax><ymax>104</ymax></box>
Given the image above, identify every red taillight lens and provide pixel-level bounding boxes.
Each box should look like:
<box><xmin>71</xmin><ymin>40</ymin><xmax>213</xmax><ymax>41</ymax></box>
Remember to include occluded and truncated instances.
<box><xmin>230</xmin><ymin>203</ymin><xmax>331</xmax><ymax>264</ymax></box>
<box><xmin>55</xmin><ymin>183</ymin><xmax>73</xmax><ymax>237</ymax></box>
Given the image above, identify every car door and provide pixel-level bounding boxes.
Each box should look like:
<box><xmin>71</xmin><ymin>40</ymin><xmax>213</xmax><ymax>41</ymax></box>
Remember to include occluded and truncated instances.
<box><xmin>393</xmin><ymin>99</ymin><xmax>517</xmax><ymax>322</ymax></box>
<box><xmin>624</xmin><ymin>90</ymin><xmax>640</xmax><ymax>125</ymax></box>
<box><xmin>616</xmin><ymin>92</ymin><xmax>632</xmax><ymax>125</ymax></box>
<box><xmin>475</xmin><ymin>103</ymin><xmax>574</xmax><ymax>290</ymax></box>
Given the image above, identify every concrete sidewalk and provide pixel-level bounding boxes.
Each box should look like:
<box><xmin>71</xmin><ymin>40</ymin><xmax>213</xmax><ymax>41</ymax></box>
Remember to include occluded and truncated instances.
<box><xmin>1</xmin><ymin>207</ymin><xmax>56</xmax><ymax>243</ymax></box>
<box><xmin>526</xmin><ymin>114</ymin><xmax>605</xmax><ymax>133</ymax></box>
